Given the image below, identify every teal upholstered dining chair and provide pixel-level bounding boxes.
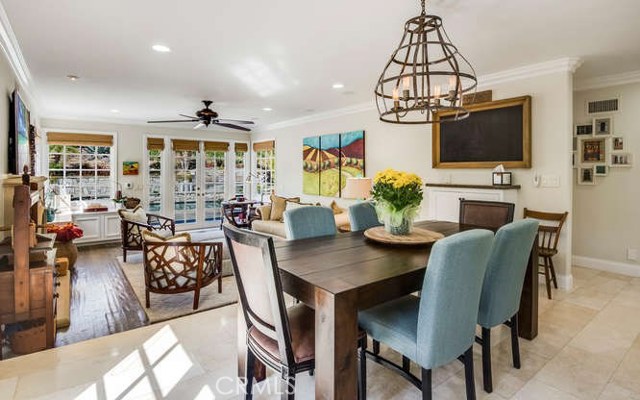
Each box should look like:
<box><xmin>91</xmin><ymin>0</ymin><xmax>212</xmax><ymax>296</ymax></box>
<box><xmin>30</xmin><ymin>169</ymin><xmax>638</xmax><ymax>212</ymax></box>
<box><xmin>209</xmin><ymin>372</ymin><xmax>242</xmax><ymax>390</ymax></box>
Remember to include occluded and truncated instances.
<box><xmin>283</xmin><ymin>206</ymin><xmax>336</xmax><ymax>240</ymax></box>
<box><xmin>476</xmin><ymin>219</ymin><xmax>539</xmax><ymax>393</ymax></box>
<box><xmin>348</xmin><ymin>202</ymin><xmax>381</xmax><ymax>232</ymax></box>
<box><xmin>358</xmin><ymin>229</ymin><xmax>494</xmax><ymax>400</ymax></box>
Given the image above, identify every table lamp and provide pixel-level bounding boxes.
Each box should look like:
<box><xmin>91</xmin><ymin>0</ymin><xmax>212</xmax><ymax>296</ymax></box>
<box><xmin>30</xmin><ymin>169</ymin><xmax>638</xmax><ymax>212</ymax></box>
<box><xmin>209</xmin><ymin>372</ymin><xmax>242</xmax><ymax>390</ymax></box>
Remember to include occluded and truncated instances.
<box><xmin>342</xmin><ymin>177</ymin><xmax>373</xmax><ymax>200</ymax></box>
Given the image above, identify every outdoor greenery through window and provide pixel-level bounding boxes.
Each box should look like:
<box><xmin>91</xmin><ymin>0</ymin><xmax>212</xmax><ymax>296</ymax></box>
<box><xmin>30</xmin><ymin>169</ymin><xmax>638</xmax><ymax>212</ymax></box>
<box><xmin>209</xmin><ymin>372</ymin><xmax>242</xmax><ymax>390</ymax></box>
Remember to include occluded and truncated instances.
<box><xmin>255</xmin><ymin>148</ymin><xmax>275</xmax><ymax>196</ymax></box>
<box><xmin>235</xmin><ymin>150</ymin><xmax>247</xmax><ymax>196</ymax></box>
<box><xmin>48</xmin><ymin>145</ymin><xmax>113</xmax><ymax>201</ymax></box>
<box><xmin>147</xmin><ymin>149</ymin><xmax>162</xmax><ymax>212</ymax></box>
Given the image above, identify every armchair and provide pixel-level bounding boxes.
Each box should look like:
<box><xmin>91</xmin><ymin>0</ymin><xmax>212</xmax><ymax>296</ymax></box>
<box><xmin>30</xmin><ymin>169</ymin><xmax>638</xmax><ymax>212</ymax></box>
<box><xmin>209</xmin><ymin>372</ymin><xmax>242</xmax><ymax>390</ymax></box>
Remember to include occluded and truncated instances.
<box><xmin>142</xmin><ymin>234</ymin><xmax>223</xmax><ymax>310</ymax></box>
<box><xmin>118</xmin><ymin>206</ymin><xmax>175</xmax><ymax>262</ymax></box>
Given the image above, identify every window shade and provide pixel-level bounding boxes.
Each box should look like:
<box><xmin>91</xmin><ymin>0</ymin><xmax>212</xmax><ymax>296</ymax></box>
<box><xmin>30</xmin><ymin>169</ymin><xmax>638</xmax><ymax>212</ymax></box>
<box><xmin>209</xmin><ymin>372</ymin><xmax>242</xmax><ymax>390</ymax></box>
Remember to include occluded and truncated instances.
<box><xmin>235</xmin><ymin>143</ymin><xmax>248</xmax><ymax>152</ymax></box>
<box><xmin>252</xmin><ymin>140</ymin><xmax>275</xmax><ymax>151</ymax></box>
<box><xmin>47</xmin><ymin>132</ymin><xmax>114</xmax><ymax>147</ymax></box>
<box><xmin>147</xmin><ymin>137</ymin><xmax>165</xmax><ymax>151</ymax></box>
<box><xmin>204</xmin><ymin>141</ymin><xmax>229</xmax><ymax>152</ymax></box>
<box><xmin>172</xmin><ymin>139</ymin><xmax>199</xmax><ymax>151</ymax></box>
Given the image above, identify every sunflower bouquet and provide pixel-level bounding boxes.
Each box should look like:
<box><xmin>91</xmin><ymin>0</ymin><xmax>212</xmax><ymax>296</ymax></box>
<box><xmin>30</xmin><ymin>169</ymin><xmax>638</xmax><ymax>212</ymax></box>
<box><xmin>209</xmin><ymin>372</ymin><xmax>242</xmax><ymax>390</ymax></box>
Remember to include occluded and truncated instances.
<box><xmin>371</xmin><ymin>169</ymin><xmax>423</xmax><ymax>235</ymax></box>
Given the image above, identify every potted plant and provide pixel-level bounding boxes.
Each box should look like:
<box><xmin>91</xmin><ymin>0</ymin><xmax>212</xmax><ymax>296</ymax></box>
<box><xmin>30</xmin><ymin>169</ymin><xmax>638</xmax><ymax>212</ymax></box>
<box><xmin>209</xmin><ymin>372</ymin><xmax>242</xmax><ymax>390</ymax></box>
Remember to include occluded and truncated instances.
<box><xmin>371</xmin><ymin>169</ymin><xmax>423</xmax><ymax>235</ymax></box>
<box><xmin>46</xmin><ymin>223</ymin><xmax>84</xmax><ymax>268</ymax></box>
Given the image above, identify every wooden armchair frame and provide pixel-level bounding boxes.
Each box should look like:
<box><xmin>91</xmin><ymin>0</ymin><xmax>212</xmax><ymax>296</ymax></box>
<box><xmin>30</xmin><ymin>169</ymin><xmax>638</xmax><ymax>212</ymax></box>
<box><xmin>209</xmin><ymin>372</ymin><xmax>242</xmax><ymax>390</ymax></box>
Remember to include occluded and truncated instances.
<box><xmin>120</xmin><ymin>213</ymin><xmax>175</xmax><ymax>262</ymax></box>
<box><xmin>142</xmin><ymin>241</ymin><xmax>223</xmax><ymax>310</ymax></box>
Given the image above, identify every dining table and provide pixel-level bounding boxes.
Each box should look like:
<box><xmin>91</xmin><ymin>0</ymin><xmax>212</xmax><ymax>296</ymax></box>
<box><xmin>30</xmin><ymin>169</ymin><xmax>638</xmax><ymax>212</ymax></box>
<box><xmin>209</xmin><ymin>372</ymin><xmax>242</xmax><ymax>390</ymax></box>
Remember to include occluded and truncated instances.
<box><xmin>237</xmin><ymin>220</ymin><xmax>538</xmax><ymax>400</ymax></box>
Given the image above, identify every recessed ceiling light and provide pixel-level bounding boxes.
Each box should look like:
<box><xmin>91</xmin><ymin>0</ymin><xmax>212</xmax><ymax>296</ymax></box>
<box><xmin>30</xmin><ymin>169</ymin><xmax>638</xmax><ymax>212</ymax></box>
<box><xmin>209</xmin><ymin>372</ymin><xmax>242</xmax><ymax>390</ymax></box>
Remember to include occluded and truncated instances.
<box><xmin>110</xmin><ymin>109</ymin><xmax>120</xmax><ymax>113</ymax></box>
<box><xmin>152</xmin><ymin>44</ymin><xmax>171</xmax><ymax>53</ymax></box>
<box><xmin>332</xmin><ymin>83</ymin><xmax>345</xmax><ymax>89</ymax></box>
<box><xmin>262</xmin><ymin>107</ymin><xmax>273</xmax><ymax>112</ymax></box>
<box><xmin>66</xmin><ymin>74</ymin><xmax>80</xmax><ymax>81</ymax></box>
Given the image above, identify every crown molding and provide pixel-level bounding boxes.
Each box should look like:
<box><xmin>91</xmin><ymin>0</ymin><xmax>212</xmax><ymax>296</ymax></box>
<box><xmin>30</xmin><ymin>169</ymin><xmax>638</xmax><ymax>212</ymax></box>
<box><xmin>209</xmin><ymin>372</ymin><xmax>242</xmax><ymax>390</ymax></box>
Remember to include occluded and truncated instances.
<box><xmin>478</xmin><ymin>58</ymin><xmax>583</xmax><ymax>89</ymax></box>
<box><xmin>0</xmin><ymin>2</ymin><xmax>38</xmax><ymax>109</ymax></box>
<box><xmin>264</xmin><ymin>102</ymin><xmax>375</xmax><ymax>131</ymax></box>
<box><xmin>574</xmin><ymin>70</ymin><xmax>640</xmax><ymax>92</ymax></box>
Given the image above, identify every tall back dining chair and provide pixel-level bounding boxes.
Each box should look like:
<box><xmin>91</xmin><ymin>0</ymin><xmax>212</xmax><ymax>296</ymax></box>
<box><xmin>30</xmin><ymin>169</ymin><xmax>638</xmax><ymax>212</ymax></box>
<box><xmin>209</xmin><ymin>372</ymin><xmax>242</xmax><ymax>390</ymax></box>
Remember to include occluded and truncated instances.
<box><xmin>523</xmin><ymin>208</ymin><xmax>568</xmax><ymax>299</ymax></box>
<box><xmin>283</xmin><ymin>206</ymin><xmax>336</xmax><ymax>240</ymax></box>
<box><xmin>359</xmin><ymin>229</ymin><xmax>494</xmax><ymax>399</ymax></box>
<box><xmin>459</xmin><ymin>199</ymin><xmax>515</xmax><ymax>230</ymax></box>
<box><xmin>348</xmin><ymin>202</ymin><xmax>381</xmax><ymax>232</ymax></box>
<box><xmin>476</xmin><ymin>219</ymin><xmax>539</xmax><ymax>393</ymax></box>
<box><xmin>224</xmin><ymin>224</ymin><xmax>315</xmax><ymax>399</ymax></box>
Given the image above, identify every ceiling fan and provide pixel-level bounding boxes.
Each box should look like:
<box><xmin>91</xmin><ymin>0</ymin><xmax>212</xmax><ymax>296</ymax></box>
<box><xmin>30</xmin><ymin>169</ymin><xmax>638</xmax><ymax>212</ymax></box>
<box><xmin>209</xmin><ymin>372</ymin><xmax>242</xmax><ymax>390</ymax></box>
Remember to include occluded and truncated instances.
<box><xmin>147</xmin><ymin>100</ymin><xmax>254</xmax><ymax>132</ymax></box>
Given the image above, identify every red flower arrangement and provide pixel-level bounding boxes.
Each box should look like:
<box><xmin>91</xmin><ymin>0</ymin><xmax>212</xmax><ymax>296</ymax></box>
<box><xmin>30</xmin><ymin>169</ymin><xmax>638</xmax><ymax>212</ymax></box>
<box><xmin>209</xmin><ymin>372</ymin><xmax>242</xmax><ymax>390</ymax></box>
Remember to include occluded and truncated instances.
<box><xmin>46</xmin><ymin>223</ymin><xmax>84</xmax><ymax>243</ymax></box>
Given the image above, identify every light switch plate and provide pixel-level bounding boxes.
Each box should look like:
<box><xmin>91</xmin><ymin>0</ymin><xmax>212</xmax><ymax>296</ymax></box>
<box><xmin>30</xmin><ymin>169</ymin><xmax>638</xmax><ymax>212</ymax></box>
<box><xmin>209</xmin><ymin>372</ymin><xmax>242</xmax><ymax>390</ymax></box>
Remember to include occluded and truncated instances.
<box><xmin>541</xmin><ymin>174</ymin><xmax>560</xmax><ymax>187</ymax></box>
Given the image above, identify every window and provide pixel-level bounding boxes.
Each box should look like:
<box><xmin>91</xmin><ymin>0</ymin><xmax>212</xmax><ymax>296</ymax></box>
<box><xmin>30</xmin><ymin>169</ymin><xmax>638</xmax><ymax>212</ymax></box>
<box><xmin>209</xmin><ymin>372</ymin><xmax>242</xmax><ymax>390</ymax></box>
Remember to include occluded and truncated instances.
<box><xmin>235</xmin><ymin>150</ymin><xmax>247</xmax><ymax>196</ymax></box>
<box><xmin>48</xmin><ymin>145</ymin><xmax>113</xmax><ymax>201</ymax></box>
<box><xmin>203</xmin><ymin>150</ymin><xmax>226</xmax><ymax>222</ymax></box>
<box><xmin>254</xmin><ymin>142</ymin><xmax>275</xmax><ymax>196</ymax></box>
<box><xmin>147</xmin><ymin>149</ymin><xmax>162</xmax><ymax>212</ymax></box>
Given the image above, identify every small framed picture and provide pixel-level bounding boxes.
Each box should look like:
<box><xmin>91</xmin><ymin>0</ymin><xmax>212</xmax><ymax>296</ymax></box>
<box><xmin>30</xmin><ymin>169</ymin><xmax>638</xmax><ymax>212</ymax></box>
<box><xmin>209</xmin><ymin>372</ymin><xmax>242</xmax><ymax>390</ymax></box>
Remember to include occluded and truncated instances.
<box><xmin>593</xmin><ymin>117</ymin><xmax>612</xmax><ymax>136</ymax></box>
<box><xmin>594</xmin><ymin>164</ymin><xmax>608</xmax><ymax>176</ymax></box>
<box><xmin>575</xmin><ymin>123</ymin><xmax>593</xmax><ymax>136</ymax></box>
<box><xmin>123</xmin><ymin>161</ymin><xmax>140</xmax><ymax>175</ymax></box>
<box><xmin>580</xmin><ymin>137</ymin><xmax>607</xmax><ymax>164</ymax></box>
<box><xmin>578</xmin><ymin>166</ymin><xmax>595</xmax><ymax>185</ymax></box>
<box><xmin>573</xmin><ymin>137</ymin><xmax>578</xmax><ymax>151</ymax></box>
<box><xmin>610</xmin><ymin>153</ymin><xmax>633</xmax><ymax>167</ymax></box>
<box><xmin>612</xmin><ymin>136</ymin><xmax>624</xmax><ymax>151</ymax></box>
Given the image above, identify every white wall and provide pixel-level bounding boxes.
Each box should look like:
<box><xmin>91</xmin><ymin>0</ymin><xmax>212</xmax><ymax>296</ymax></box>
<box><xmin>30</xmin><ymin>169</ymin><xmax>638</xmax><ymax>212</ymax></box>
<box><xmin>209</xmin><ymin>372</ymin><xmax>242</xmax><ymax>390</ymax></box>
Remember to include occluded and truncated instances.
<box><xmin>252</xmin><ymin>71</ymin><xmax>575</xmax><ymax>284</ymax></box>
<box><xmin>40</xmin><ymin>118</ymin><xmax>250</xmax><ymax>200</ymax></box>
<box><xmin>573</xmin><ymin>83</ymin><xmax>640</xmax><ymax>274</ymax></box>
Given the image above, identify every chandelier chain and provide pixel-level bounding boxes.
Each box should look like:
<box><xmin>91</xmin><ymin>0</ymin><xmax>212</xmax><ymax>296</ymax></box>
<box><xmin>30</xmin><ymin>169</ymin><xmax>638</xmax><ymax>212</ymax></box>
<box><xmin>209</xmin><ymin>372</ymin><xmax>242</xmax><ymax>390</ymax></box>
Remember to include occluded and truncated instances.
<box><xmin>420</xmin><ymin>0</ymin><xmax>426</xmax><ymax>15</ymax></box>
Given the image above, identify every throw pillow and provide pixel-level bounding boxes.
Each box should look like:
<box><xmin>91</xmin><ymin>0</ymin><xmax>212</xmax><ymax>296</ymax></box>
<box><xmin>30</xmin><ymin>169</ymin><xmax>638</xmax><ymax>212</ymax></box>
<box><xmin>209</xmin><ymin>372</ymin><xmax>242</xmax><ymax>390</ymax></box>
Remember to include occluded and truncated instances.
<box><xmin>270</xmin><ymin>195</ymin><xmax>301</xmax><ymax>221</ymax></box>
<box><xmin>142</xmin><ymin>231</ymin><xmax>192</xmax><ymax>243</ymax></box>
<box><xmin>118</xmin><ymin>205</ymin><xmax>147</xmax><ymax>223</ymax></box>
<box><xmin>285</xmin><ymin>201</ymin><xmax>312</xmax><ymax>212</ymax></box>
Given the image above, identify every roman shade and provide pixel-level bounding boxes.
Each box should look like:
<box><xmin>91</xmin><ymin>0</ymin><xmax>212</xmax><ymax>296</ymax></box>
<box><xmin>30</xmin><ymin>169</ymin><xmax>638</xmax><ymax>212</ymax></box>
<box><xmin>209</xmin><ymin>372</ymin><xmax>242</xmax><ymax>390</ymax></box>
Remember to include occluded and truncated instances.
<box><xmin>235</xmin><ymin>143</ymin><xmax>248</xmax><ymax>152</ymax></box>
<box><xmin>172</xmin><ymin>139</ymin><xmax>199</xmax><ymax>152</ymax></box>
<box><xmin>252</xmin><ymin>140</ymin><xmax>275</xmax><ymax>152</ymax></box>
<box><xmin>147</xmin><ymin>137</ymin><xmax>165</xmax><ymax>151</ymax></box>
<box><xmin>47</xmin><ymin>132</ymin><xmax>114</xmax><ymax>147</ymax></box>
<box><xmin>204</xmin><ymin>141</ymin><xmax>229</xmax><ymax>152</ymax></box>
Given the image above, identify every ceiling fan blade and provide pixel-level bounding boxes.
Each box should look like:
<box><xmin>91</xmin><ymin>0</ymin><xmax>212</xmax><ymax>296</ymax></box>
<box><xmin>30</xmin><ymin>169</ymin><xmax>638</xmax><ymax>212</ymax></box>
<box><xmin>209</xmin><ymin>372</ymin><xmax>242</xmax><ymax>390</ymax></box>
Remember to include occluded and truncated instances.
<box><xmin>216</xmin><ymin>118</ymin><xmax>255</xmax><ymax>125</ymax></box>
<box><xmin>214</xmin><ymin>122</ymin><xmax>252</xmax><ymax>132</ymax></box>
<box><xmin>180</xmin><ymin>114</ymin><xmax>199</xmax><ymax>119</ymax></box>
<box><xmin>193</xmin><ymin>122</ymin><xmax>206</xmax><ymax>130</ymax></box>
<box><xmin>147</xmin><ymin>119</ymin><xmax>198</xmax><ymax>123</ymax></box>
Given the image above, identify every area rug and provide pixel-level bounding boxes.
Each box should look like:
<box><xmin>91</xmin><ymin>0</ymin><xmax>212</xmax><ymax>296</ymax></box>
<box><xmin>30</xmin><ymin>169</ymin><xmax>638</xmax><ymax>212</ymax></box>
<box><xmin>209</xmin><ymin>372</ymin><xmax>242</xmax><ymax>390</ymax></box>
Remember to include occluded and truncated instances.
<box><xmin>116</xmin><ymin>254</ymin><xmax>238</xmax><ymax>324</ymax></box>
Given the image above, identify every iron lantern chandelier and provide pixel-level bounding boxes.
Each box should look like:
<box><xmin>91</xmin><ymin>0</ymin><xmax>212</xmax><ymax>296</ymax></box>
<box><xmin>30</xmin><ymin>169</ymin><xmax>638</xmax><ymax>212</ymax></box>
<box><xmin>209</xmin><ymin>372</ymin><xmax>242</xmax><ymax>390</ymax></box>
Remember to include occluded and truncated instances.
<box><xmin>375</xmin><ymin>0</ymin><xmax>477</xmax><ymax>124</ymax></box>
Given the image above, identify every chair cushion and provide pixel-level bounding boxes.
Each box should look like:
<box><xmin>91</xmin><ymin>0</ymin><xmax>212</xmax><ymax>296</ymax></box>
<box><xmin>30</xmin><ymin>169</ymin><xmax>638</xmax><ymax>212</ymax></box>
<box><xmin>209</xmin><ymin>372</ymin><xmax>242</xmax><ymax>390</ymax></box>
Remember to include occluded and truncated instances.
<box><xmin>142</xmin><ymin>231</ymin><xmax>191</xmax><ymax>243</ymax></box>
<box><xmin>252</xmin><ymin>220</ymin><xmax>287</xmax><ymax>238</ymax></box>
<box><xmin>248</xmin><ymin>303</ymin><xmax>315</xmax><ymax>363</ymax></box>
<box><xmin>358</xmin><ymin>295</ymin><xmax>420</xmax><ymax>361</ymax></box>
<box><xmin>118</xmin><ymin>205</ymin><xmax>147</xmax><ymax>223</ymax></box>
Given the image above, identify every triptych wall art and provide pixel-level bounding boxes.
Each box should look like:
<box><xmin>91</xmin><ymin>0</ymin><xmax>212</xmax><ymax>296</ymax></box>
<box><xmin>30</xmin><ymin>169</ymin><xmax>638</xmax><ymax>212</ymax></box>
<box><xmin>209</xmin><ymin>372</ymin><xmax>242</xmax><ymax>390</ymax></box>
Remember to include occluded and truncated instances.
<box><xmin>574</xmin><ymin>115</ymin><xmax>632</xmax><ymax>185</ymax></box>
<box><xmin>302</xmin><ymin>130</ymin><xmax>365</xmax><ymax>197</ymax></box>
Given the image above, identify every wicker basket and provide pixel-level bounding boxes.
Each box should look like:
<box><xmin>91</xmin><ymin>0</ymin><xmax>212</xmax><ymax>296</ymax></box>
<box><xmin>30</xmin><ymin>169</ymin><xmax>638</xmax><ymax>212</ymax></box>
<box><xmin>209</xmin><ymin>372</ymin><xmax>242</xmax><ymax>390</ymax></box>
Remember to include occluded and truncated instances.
<box><xmin>10</xmin><ymin>321</ymin><xmax>47</xmax><ymax>354</ymax></box>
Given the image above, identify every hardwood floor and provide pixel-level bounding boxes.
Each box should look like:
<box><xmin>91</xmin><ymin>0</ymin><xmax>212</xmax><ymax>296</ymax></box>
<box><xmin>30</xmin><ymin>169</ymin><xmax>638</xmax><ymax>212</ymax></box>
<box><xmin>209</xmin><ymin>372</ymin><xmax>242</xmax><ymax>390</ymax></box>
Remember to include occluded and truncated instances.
<box><xmin>55</xmin><ymin>244</ymin><xmax>148</xmax><ymax>347</ymax></box>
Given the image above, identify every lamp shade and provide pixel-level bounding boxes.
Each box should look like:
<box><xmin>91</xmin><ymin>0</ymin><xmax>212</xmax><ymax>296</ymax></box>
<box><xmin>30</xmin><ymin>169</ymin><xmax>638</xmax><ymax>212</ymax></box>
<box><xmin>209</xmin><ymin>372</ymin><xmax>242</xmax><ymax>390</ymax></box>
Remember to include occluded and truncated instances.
<box><xmin>342</xmin><ymin>177</ymin><xmax>373</xmax><ymax>199</ymax></box>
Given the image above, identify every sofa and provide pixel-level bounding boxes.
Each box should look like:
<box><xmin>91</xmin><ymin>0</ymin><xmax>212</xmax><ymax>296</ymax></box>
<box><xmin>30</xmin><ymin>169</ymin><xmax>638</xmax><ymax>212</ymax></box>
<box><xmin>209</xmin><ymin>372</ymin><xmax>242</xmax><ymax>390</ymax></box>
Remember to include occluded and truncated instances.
<box><xmin>252</xmin><ymin>195</ymin><xmax>350</xmax><ymax>239</ymax></box>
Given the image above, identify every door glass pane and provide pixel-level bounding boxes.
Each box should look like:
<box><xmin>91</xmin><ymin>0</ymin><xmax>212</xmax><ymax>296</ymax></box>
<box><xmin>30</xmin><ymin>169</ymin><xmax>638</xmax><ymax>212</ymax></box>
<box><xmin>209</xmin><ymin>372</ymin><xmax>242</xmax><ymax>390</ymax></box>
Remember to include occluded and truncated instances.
<box><xmin>174</xmin><ymin>150</ymin><xmax>198</xmax><ymax>225</ymax></box>
<box><xmin>204</xmin><ymin>151</ymin><xmax>225</xmax><ymax>223</ymax></box>
<box><xmin>147</xmin><ymin>148</ymin><xmax>162</xmax><ymax>213</ymax></box>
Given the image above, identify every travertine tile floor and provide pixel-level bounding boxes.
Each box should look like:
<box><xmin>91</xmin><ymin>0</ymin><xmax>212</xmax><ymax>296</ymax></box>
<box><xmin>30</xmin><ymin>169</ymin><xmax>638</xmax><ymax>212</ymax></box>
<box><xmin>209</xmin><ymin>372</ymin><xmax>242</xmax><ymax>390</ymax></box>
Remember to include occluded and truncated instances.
<box><xmin>0</xmin><ymin>266</ymin><xmax>639</xmax><ymax>399</ymax></box>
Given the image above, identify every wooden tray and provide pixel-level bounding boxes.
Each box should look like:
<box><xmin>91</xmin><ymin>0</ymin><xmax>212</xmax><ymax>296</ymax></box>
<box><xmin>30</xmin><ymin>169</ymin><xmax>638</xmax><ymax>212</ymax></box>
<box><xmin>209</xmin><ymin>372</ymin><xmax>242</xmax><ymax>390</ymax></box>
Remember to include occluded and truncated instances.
<box><xmin>364</xmin><ymin>226</ymin><xmax>444</xmax><ymax>245</ymax></box>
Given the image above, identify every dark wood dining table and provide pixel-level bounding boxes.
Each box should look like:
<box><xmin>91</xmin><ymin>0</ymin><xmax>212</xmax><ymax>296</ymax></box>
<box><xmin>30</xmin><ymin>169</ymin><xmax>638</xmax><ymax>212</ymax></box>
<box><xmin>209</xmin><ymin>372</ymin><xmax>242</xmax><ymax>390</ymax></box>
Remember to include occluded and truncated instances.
<box><xmin>238</xmin><ymin>220</ymin><xmax>538</xmax><ymax>399</ymax></box>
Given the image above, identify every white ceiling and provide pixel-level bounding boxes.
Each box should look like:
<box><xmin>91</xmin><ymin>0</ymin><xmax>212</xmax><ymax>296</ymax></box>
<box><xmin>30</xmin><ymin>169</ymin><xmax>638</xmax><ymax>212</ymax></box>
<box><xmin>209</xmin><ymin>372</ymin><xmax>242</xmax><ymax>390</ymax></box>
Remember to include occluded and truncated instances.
<box><xmin>3</xmin><ymin>0</ymin><xmax>640</xmax><ymax>129</ymax></box>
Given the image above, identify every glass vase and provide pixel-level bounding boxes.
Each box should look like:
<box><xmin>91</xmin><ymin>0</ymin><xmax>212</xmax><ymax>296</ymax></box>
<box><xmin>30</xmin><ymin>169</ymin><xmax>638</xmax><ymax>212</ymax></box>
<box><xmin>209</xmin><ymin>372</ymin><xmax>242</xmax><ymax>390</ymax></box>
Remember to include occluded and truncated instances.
<box><xmin>375</xmin><ymin>202</ymin><xmax>419</xmax><ymax>236</ymax></box>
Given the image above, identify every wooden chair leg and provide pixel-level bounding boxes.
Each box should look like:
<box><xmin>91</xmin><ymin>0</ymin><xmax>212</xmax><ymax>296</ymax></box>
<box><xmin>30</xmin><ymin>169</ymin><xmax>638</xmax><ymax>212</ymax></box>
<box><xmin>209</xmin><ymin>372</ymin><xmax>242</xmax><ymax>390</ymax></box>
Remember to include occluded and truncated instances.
<box><xmin>510</xmin><ymin>314</ymin><xmax>521</xmax><ymax>369</ymax></box>
<box><xmin>123</xmin><ymin>248</ymin><xmax>127</xmax><ymax>263</ymax></box>
<box><xmin>218</xmin><ymin>273</ymin><xmax>222</xmax><ymax>293</ymax></box>
<box><xmin>543</xmin><ymin>257</ymin><xmax>552</xmax><ymax>299</ymax></box>
<box><xmin>358</xmin><ymin>337</ymin><xmax>367</xmax><ymax>400</ymax></box>
<box><xmin>402</xmin><ymin>355</ymin><xmax>411</xmax><ymax>372</ymax></box>
<box><xmin>372</xmin><ymin>339</ymin><xmax>380</xmax><ymax>355</ymax></box>
<box><xmin>421</xmin><ymin>368</ymin><xmax>432</xmax><ymax>400</ymax></box>
<box><xmin>481</xmin><ymin>327</ymin><xmax>492</xmax><ymax>393</ymax></box>
<box><xmin>281</xmin><ymin>374</ymin><xmax>295</xmax><ymax>400</ymax></box>
<box><xmin>463</xmin><ymin>346</ymin><xmax>477</xmax><ymax>400</ymax></box>
<box><xmin>145</xmin><ymin>289</ymin><xmax>150</xmax><ymax>308</ymax></box>
<box><xmin>245</xmin><ymin>349</ymin><xmax>255</xmax><ymax>399</ymax></box>
<box><xmin>193</xmin><ymin>287</ymin><xmax>200</xmax><ymax>310</ymax></box>
<box><xmin>549</xmin><ymin>257</ymin><xmax>558</xmax><ymax>289</ymax></box>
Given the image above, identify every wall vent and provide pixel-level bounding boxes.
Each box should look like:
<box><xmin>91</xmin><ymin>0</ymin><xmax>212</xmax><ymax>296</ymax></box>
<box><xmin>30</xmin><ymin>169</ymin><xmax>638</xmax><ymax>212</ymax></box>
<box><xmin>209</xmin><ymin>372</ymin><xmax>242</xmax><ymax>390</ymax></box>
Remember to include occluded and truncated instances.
<box><xmin>587</xmin><ymin>98</ymin><xmax>619</xmax><ymax>114</ymax></box>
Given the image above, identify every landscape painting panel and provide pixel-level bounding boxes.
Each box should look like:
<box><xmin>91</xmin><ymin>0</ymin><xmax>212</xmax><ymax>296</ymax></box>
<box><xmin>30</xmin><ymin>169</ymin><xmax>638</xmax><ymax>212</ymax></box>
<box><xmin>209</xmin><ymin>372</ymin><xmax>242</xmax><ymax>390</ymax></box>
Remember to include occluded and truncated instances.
<box><xmin>319</xmin><ymin>133</ymin><xmax>341</xmax><ymax>197</ymax></box>
<box><xmin>339</xmin><ymin>130</ymin><xmax>365</xmax><ymax>197</ymax></box>
<box><xmin>302</xmin><ymin>136</ymin><xmax>320</xmax><ymax>195</ymax></box>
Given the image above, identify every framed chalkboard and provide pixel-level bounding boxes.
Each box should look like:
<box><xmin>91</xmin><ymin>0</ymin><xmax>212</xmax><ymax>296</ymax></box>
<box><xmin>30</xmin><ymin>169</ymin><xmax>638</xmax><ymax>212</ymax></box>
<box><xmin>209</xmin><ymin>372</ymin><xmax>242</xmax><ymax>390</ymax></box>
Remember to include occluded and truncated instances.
<box><xmin>432</xmin><ymin>96</ymin><xmax>531</xmax><ymax>168</ymax></box>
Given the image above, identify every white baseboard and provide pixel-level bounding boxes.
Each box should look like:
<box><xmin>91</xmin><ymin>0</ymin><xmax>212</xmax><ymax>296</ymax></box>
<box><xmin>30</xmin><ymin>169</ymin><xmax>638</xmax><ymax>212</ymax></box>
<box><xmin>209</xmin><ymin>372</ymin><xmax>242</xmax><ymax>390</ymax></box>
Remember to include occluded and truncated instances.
<box><xmin>556</xmin><ymin>273</ymin><xmax>574</xmax><ymax>290</ymax></box>
<box><xmin>572</xmin><ymin>255</ymin><xmax>640</xmax><ymax>277</ymax></box>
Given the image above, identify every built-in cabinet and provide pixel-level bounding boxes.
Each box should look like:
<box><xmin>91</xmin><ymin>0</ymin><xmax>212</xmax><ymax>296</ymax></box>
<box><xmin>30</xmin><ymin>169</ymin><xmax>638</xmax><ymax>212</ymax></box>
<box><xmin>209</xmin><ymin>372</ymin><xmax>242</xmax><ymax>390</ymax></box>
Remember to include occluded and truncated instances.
<box><xmin>425</xmin><ymin>183</ymin><xmax>520</xmax><ymax>222</ymax></box>
<box><xmin>72</xmin><ymin>211</ymin><xmax>120</xmax><ymax>244</ymax></box>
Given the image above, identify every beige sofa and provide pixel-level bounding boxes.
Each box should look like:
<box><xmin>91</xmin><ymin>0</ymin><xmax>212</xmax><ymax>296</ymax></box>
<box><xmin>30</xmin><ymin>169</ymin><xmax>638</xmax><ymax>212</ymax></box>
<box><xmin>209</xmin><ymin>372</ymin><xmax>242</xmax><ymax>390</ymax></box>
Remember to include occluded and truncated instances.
<box><xmin>252</xmin><ymin>202</ymin><xmax>350</xmax><ymax>239</ymax></box>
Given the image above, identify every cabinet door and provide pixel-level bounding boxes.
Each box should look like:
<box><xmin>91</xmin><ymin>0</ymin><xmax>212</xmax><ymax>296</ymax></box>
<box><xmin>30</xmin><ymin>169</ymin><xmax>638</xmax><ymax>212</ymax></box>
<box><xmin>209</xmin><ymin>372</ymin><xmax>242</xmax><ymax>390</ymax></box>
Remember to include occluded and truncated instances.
<box><xmin>427</xmin><ymin>189</ymin><xmax>502</xmax><ymax>222</ymax></box>
<box><xmin>73</xmin><ymin>215</ymin><xmax>102</xmax><ymax>243</ymax></box>
<box><xmin>104</xmin><ymin>214</ymin><xmax>121</xmax><ymax>240</ymax></box>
